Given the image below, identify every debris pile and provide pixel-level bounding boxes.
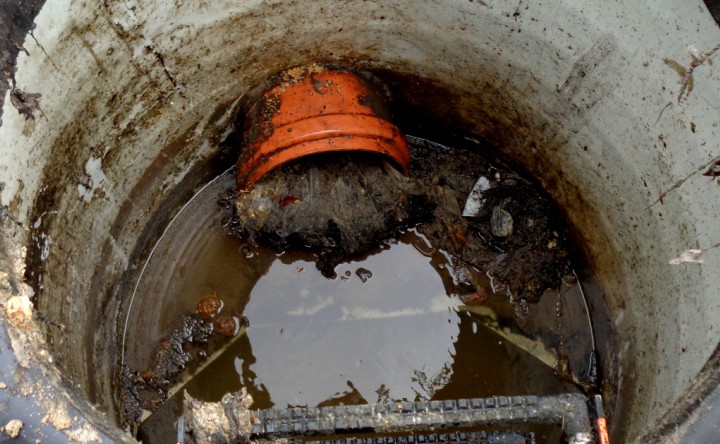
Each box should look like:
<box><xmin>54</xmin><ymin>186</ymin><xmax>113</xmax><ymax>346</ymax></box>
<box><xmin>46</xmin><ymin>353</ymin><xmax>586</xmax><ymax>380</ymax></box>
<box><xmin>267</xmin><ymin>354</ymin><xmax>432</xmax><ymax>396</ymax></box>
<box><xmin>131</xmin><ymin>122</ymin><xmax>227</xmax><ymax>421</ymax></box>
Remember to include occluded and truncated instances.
<box><xmin>234</xmin><ymin>135</ymin><xmax>571</xmax><ymax>302</ymax></box>
<box><xmin>121</xmin><ymin>294</ymin><xmax>245</xmax><ymax>425</ymax></box>
<box><xmin>234</xmin><ymin>156</ymin><xmax>430</xmax><ymax>278</ymax></box>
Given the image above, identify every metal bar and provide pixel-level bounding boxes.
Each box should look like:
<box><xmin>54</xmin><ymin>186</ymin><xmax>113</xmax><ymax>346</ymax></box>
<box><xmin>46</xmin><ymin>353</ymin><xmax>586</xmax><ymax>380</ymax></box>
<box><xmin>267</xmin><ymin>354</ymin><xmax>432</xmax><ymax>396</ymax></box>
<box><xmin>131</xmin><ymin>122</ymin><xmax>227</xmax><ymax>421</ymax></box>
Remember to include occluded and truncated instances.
<box><xmin>306</xmin><ymin>430</ymin><xmax>536</xmax><ymax>444</ymax></box>
<box><xmin>250</xmin><ymin>394</ymin><xmax>592</xmax><ymax>443</ymax></box>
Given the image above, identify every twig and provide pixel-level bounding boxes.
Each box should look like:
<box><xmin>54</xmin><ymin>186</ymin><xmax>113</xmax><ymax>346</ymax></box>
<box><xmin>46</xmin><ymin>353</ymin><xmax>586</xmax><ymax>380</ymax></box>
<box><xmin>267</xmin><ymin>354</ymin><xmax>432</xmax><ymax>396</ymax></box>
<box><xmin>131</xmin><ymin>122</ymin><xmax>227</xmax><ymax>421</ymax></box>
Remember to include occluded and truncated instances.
<box><xmin>678</xmin><ymin>42</ymin><xmax>720</xmax><ymax>103</ymax></box>
<box><xmin>140</xmin><ymin>325</ymin><xmax>248</xmax><ymax>424</ymax></box>
<box><xmin>655</xmin><ymin>101</ymin><xmax>673</xmax><ymax>124</ymax></box>
<box><xmin>28</xmin><ymin>30</ymin><xmax>59</xmax><ymax>71</ymax></box>
<box><xmin>647</xmin><ymin>154</ymin><xmax>720</xmax><ymax>209</ymax></box>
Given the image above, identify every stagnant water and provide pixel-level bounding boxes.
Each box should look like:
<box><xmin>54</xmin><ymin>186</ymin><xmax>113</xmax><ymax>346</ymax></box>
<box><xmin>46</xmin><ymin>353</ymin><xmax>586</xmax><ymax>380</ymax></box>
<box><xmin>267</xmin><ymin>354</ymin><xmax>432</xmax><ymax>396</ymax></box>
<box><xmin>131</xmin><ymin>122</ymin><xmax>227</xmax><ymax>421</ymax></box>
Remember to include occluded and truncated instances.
<box><xmin>124</xmin><ymin>163</ymin><xmax>596</xmax><ymax>443</ymax></box>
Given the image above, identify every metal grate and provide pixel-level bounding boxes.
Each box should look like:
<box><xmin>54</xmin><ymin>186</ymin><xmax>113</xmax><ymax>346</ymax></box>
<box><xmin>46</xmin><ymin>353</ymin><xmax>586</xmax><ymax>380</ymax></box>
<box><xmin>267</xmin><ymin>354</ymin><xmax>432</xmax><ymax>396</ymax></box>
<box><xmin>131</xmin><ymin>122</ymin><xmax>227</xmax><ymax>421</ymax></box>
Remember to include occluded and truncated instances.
<box><xmin>306</xmin><ymin>431</ymin><xmax>536</xmax><ymax>444</ymax></box>
<box><xmin>250</xmin><ymin>394</ymin><xmax>593</xmax><ymax>443</ymax></box>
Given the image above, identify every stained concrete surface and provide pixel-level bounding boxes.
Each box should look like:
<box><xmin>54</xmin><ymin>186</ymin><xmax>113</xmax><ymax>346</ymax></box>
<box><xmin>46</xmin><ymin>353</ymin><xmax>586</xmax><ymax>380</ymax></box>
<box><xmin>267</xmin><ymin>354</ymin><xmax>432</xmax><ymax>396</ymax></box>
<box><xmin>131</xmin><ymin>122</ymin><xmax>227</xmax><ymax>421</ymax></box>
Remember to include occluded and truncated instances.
<box><xmin>0</xmin><ymin>0</ymin><xmax>45</xmax><ymax>126</ymax></box>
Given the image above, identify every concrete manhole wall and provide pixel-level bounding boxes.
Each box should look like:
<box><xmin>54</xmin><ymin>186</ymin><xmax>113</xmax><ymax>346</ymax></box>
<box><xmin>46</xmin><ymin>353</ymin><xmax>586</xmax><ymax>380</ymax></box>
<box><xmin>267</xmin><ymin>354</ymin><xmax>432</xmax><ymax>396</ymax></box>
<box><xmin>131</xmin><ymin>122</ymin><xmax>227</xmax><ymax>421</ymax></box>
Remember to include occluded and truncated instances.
<box><xmin>0</xmin><ymin>0</ymin><xmax>719</xmax><ymax>442</ymax></box>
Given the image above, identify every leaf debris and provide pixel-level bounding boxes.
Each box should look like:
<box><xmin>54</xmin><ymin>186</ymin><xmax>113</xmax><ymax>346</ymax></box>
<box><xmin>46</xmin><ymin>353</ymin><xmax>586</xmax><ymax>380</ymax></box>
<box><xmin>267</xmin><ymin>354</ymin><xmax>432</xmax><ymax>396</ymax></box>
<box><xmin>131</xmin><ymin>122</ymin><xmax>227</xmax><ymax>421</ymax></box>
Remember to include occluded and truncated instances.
<box><xmin>669</xmin><ymin>242</ymin><xmax>720</xmax><ymax>265</ymax></box>
<box><xmin>10</xmin><ymin>88</ymin><xmax>42</xmax><ymax>120</ymax></box>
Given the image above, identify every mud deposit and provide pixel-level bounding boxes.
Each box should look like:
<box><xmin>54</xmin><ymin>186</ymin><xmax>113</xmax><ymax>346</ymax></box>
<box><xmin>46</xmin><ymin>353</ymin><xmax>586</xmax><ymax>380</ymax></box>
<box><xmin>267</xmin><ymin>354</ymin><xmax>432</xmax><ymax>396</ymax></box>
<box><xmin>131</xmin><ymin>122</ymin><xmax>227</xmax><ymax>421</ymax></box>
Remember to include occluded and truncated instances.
<box><xmin>120</xmin><ymin>130</ymin><xmax>597</xmax><ymax>443</ymax></box>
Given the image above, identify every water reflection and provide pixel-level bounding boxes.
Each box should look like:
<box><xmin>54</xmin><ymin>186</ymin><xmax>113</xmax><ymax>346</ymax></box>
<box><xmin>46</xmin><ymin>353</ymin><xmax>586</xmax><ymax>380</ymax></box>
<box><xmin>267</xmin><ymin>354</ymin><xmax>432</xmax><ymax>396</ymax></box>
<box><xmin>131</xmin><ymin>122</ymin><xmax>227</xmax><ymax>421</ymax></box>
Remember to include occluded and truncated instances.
<box><xmin>192</xmin><ymin>232</ymin><xmax>463</xmax><ymax>408</ymax></box>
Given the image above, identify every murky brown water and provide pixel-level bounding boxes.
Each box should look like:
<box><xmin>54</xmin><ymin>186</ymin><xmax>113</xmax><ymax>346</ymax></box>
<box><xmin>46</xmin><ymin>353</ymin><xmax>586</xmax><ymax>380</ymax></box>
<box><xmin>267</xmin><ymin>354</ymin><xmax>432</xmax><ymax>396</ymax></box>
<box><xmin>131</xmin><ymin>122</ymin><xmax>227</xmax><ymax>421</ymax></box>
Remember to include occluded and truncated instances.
<box><xmin>126</xmin><ymin>167</ymin><xmax>592</xmax><ymax>443</ymax></box>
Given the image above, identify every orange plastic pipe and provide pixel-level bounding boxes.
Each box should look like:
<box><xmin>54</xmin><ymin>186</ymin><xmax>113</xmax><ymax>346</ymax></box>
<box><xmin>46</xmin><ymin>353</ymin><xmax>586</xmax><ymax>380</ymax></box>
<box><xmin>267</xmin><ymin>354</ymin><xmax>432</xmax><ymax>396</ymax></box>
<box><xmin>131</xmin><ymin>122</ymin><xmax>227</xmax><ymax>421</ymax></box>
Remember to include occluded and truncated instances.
<box><xmin>236</xmin><ymin>67</ymin><xmax>410</xmax><ymax>190</ymax></box>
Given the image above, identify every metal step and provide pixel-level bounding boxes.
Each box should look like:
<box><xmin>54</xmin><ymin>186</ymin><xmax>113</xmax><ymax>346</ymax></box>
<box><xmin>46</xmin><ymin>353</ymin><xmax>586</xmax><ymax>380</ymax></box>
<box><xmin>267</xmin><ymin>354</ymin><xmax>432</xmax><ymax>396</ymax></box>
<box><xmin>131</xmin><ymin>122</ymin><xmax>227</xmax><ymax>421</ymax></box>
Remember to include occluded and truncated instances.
<box><xmin>305</xmin><ymin>430</ymin><xmax>536</xmax><ymax>444</ymax></box>
<box><xmin>250</xmin><ymin>394</ymin><xmax>592</xmax><ymax>443</ymax></box>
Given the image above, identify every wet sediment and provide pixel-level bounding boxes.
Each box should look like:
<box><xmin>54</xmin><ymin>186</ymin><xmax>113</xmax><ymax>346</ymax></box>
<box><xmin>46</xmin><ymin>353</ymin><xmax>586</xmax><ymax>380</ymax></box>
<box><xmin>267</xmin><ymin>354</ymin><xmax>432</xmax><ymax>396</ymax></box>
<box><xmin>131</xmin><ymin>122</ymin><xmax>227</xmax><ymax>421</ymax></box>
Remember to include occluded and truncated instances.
<box><xmin>234</xmin><ymin>135</ymin><xmax>571</xmax><ymax>303</ymax></box>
